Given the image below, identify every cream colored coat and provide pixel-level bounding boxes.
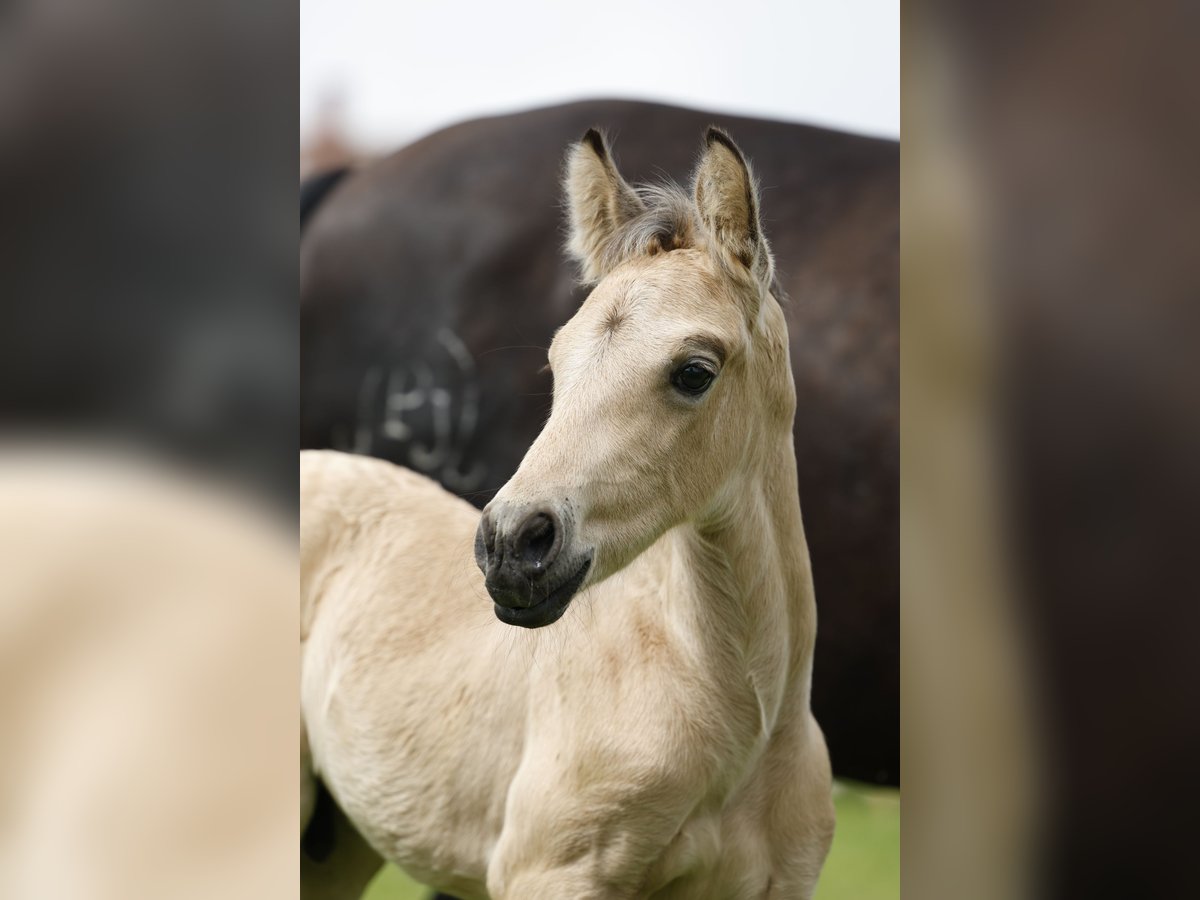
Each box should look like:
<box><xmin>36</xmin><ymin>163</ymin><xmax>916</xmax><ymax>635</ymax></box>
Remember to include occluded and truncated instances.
<box><xmin>301</xmin><ymin>128</ymin><xmax>834</xmax><ymax>899</ymax></box>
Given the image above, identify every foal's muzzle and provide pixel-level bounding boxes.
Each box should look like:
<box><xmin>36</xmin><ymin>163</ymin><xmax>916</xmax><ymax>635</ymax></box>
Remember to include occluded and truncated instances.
<box><xmin>475</xmin><ymin>503</ymin><xmax>591</xmax><ymax>628</ymax></box>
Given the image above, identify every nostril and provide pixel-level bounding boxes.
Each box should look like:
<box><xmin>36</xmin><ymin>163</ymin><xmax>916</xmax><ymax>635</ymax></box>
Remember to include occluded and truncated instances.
<box><xmin>516</xmin><ymin>512</ymin><xmax>560</xmax><ymax>576</ymax></box>
<box><xmin>475</xmin><ymin>510</ymin><xmax>499</xmax><ymax>575</ymax></box>
<box><xmin>481</xmin><ymin>512</ymin><xmax>497</xmax><ymax>556</ymax></box>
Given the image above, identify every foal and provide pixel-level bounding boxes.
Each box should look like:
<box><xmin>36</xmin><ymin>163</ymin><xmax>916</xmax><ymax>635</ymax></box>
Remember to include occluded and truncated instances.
<box><xmin>301</xmin><ymin>128</ymin><xmax>834</xmax><ymax>899</ymax></box>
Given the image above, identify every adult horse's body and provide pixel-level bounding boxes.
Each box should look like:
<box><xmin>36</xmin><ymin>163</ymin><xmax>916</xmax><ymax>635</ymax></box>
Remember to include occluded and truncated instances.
<box><xmin>300</xmin><ymin>100</ymin><xmax>898</xmax><ymax>787</ymax></box>
<box><xmin>301</xmin><ymin>130</ymin><xmax>835</xmax><ymax>899</ymax></box>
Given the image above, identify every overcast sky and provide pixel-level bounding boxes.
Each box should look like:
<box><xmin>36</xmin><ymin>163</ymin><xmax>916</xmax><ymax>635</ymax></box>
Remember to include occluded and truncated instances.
<box><xmin>300</xmin><ymin>0</ymin><xmax>899</xmax><ymax>150</ymax></box>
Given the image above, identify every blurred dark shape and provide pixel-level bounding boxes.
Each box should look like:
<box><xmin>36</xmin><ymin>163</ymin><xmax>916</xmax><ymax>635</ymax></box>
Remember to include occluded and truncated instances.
<box><xmin>299</xmin><ymin>99</ymin><xmax>899</xmax><ymax>788</ymax></box>
<box><xmin>906</xmin><ymin>1</ymin><xmax>1200</xmax><ymax>898</ymax></box>
<box><xmin>301</xmin><ymin>167</ymin><xmax>350</xmax><ymax>234</ymax></box>
<box><xmin>0</xmin><ymin>1</ymin><xmax>297</xmax><ymax>895</ymax></box>
<box><xmin>0</xmin><ymin>0</ymin><xmax>298</xmax><ymax>505</ymax></box>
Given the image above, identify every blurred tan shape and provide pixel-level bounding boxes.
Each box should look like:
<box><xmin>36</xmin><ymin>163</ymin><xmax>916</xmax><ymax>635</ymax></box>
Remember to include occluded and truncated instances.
<box><xmin>901</xmin><ymin>9</ymin><xmax>1039</xmax><ymax>900</ymax></box>
<box><xmin>301</xmin><ymin>89</ymin><xmax>365</xmax><ymax>180</ymax></box>
<box><xmin>0</xmin><ymin>448</ymin><xmax>297</xmax><ymax>900</ymax></box>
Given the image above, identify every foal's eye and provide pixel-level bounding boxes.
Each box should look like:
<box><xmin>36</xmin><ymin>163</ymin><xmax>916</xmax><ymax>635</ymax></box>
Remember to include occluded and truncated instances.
<box><xmin>671</xmin><ymin>361</ymin><xmax>716</xmax><ymax>396</ymax></box>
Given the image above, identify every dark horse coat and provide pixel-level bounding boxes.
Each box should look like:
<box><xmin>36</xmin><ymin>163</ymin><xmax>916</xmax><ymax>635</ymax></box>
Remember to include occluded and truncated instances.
<box><xmin>301</xmin><ymin>99</ymin><xmax>897</xmax><ymax>787</ymax></box>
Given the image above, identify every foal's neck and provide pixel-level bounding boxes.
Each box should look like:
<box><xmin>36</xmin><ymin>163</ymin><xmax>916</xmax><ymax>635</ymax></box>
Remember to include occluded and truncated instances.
<box><xmin>652</xmin><ymin>433</ymin><xmax>815</xmax><ymax>714</ymax></box>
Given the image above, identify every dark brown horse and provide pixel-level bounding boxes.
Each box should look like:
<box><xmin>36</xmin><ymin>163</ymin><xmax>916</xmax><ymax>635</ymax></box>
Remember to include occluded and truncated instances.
<box><xmin>300</xmin><ymin>99</ymin><xmax>897</xmax><ymax>789</ymax></box>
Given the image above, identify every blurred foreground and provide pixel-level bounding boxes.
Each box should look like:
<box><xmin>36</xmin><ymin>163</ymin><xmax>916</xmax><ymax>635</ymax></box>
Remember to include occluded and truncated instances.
<box><xmin>1</xmin><ymin>0</ymin><xmax>297</xmax><ymax>897</ymax></box>
<box><xmin>0</xmin><ymin>450</ymin><xmax>297</xmax><ymax>898</ymax></box>
<box><xmin>904</xmin><ymin>2</ymin><xmax>1200</xmax><ymax>899</ymax></box>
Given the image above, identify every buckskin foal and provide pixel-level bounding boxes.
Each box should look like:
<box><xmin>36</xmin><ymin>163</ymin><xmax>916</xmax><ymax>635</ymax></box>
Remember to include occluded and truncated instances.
<box><xmin>301</xmin><ymin>128</ymin><xmax>835</xmax><ymax>899</ymax></box>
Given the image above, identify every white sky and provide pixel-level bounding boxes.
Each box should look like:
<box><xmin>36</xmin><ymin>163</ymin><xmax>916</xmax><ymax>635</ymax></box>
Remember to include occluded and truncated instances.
<box><xmin>300</xmin><ymin>0</ymin><xmax>899</xmax><ymax>150</ymax></box>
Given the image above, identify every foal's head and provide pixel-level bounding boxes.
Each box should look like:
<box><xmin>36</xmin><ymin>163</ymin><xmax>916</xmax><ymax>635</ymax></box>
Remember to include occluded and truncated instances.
<box><xmin>476</xmin><ymin>128</ymin><xmax>794</xmax><ymax>627</ymax></box>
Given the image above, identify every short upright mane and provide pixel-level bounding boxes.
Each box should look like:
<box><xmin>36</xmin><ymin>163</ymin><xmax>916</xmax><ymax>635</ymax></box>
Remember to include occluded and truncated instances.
<box><xmin>597</xmin><ymin>181</ymin><xmax>697</xmax><ymax>277</ymax></box>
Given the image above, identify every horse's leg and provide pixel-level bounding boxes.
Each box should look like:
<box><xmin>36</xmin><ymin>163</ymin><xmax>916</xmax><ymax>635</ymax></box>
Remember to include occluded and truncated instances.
<box><xmin>301</xmin><ymin>782</ymin><xmax>385</xmax><ymax>900</ymax></box>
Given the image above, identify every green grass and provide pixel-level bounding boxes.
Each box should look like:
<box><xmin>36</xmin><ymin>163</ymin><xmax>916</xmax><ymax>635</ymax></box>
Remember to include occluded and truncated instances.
<box><xmin>363</xmin><ymin>781</ymin><xmax>898</xmax><ymax>899</ymax></box>
<box><xmin>363</xmin><ymin>865</ymin><xmax>430</xmax><ymax>900</ymax></box>
<box><xmin>818</xmin><ymin>783</ymin><xmax>899</xmax><ymax>900</ymax></box>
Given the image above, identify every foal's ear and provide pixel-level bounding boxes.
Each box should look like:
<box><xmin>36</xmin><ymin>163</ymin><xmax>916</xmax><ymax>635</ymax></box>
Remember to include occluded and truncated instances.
<box><xmin>565</xmin><ymin>129</ymin><xmax>645</xmax><ymax>282</ymax></box>
<box><xmin>693</xmin><ymin>128</ymin><xmax>774</xmax><ymax>292</ymax></box>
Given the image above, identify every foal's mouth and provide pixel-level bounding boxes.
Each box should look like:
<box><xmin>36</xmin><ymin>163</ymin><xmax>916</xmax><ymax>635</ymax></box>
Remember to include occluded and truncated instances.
<box><xmin>493</xmin><ymin>556</ymin><xmax>592</xmax><ymax>629</ymax></box>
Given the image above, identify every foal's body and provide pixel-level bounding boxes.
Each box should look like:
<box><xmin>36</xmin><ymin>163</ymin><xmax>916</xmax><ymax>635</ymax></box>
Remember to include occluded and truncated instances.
<box><xmin>301</xmin><ymin>434</ymin><xmax>830</xmax><ymax>898</ymax></box>
<box><xmin>302</xmin><ymin>129</ymin><xmax>834</xmax><ymax>898</ymax></box>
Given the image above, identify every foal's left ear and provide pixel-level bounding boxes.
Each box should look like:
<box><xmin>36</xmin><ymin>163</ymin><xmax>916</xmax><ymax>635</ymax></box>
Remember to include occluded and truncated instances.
<box><xmin>693</xmin><ymin>128</ymin><xmax>774</xmax><ymax>293</ymax></box>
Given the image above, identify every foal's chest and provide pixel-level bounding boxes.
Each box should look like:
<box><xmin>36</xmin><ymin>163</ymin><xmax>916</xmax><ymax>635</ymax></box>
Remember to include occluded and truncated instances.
<box><xmin>643</xmin><ymin>803</ymin><xmax>775</xmax><ymax>900</ymax></box>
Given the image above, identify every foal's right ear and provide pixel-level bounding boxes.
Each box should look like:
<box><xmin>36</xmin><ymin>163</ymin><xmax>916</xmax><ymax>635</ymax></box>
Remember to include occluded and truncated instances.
<box><xmin>564</xmin><ymin>129</ymin><xmax>645</xmax><ymax>283</ymax></box>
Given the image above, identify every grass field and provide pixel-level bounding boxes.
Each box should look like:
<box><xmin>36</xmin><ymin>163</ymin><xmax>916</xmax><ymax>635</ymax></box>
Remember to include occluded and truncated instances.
<box><xmin>363</xmin><ymin>781</ymin><xmax>899</xmax><ymax>900</ymax></box>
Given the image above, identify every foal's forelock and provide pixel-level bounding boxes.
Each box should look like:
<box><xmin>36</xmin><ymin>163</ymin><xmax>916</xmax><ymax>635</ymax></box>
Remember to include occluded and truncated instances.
<box><xmin>580</xmin><ymin>181</ymin><xmax>787</xmax><ymax>294</ymax></box>
<box><xmin>580</xmin><ymin>182</ymin><xmax>786</xmax><ymax>304</ymax></box>
<box><xmin>594</xmin><ymin>183</ymin><xmax>695</xmax><ymax>276</ymax></box>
